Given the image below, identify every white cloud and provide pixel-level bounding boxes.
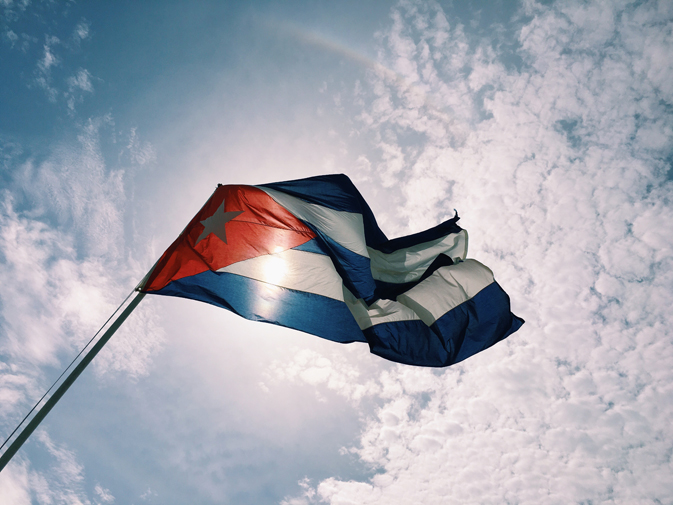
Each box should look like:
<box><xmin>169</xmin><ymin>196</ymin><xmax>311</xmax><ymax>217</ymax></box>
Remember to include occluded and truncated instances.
<box><xmin>0</xmin><ymin>430</ymin><xmax>98</xmax><ymax>505</ymax></box>
<box><xmin>265</xmin><ymin>348</ymin><xmax>383</xmax><ymax>405</ymax></box>
<box><xmin>0</xmin><ymin>118</ymin><xmax>164</xmax><ymax>378</ymax></box>
<box><xmin>275</xmin><ymin>0</ymin><xmax>673</xmax><ymax>503</ymax></box>
<box><xmin>280</xmin><ymin>477</ymin><xmax>318</xmax><ymax>505</ymax></box>
<box><xmin>123</xmin><ymin>128</ymin><xmax>157</xmax><ymax>167</ymax></box>
<box><xmin>66</xmin><ymin>68</ymin><xmax>95</xmax><ymax>112</ymax></box>
<box><xmin>0</xmin><ymin>458</ymin><xmax>31</xmax><ymax>505</ymax></box>
<box><xmin>73</xmin><ymin>22</ymin><xmax>90</xmax><ymax>43</ymax></box>
<box><xmin>37</xmin><ymin>36</ymin><xmax>59</xmax><ymax>72</ymax></box>
<box><xmin>139</xmin><ymin>487</ymin><xmax>157</xmax><ymax>501</ymax></box>
<box><xmin>94</xmin><ymin>483</ymin><xmax>114</xmax><ymax>504</ymax></box>
<box><xmin>6</xmin><ymin>9</ymin><xmax>95</xmax><ymax>110</ymax></box>
<box><xmin>31</xmin><ymin>35</ymin><xmax>62</xmax><ymax>102</ymax></box>
<box><xmin>0</xmin><ymin>0</ymin><xmax>29</xmax><ymax>19</ymax></box>
<box><xmin>4</xmin><ymin>29</ymin><xmax>18</xmax><ymax>45</ymax></box>
<box><xmin>68</xmin><ymin>69</ymin><xmax>93</xmax><ymax>93</ymax></box>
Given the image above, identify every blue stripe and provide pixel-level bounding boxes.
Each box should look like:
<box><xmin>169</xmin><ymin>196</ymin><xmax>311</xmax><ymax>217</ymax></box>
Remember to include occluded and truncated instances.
<box><xmin>364</xmin><ymin>320</ymin><xmax>451</xmax><ymax>366</ymax></box>
<box><xmin>150</xmin><ymin>272</ymin><xmax>522</xmax><ymax>366</ymax></box>
<box><xmin>260</xmin><ymin>174</ymin><xmax>389</xmax><ymax>248</ymax></box>
<box><xmin>153</xmin><ymin>270</ymin><xmax>366</xmax><ymax>344</ymax></box>
<box><xmin>261</xmin><ymin>174</ymin><xmax>368</xmax><ymax>214</ymax></box>
<box><xmin>435</xmin><ymin>281</ymin><xmax>523</xmax><ymax>363</ymax></box>
<box><xmin>307</xmin><ymin>229</ymin><xmax>377</xmax><ymax>304</ymax></box>
<box><xmin>365</xmin><ymin>282</ymin><xmax>524</xmax><ymax>367</ymax></box>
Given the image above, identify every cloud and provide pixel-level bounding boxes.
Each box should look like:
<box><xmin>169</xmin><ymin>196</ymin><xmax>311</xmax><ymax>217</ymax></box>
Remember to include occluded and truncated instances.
<box><xmin>280</xmin><ymin>477</ymin><xmax>318</xmax><ymax>505</ymax></box>
<box><xmin>73</xmin><ymin>22</ymin><xmax>90</xmax><ymax>44</ymax></box>
<box><xmin>0</xmin><ymin>430</ymin><xmax>97</xmax><ymax>505</ymax></box>
<box><xmin>2</xmin><ymin>5</ymin><xmax>95</xmax><ymax>111</ymax></box>
<box><xmin>0</xmin><ymin>0</ymin><xmax>29</xmax><ymax>22</ymax></box>
<box><xmin>2</xmin><ymin>29</ymin><xmax>35</xmax><ymax>52</ymax></box>
<box><xmin>32</xmin><ymin>430</ymin><xmax>88</xmax><ymax>504</ymax></box>
<box><xmin>94</xmin><ymin>483</ymin><xmax>114</xmax><ymax>504</ymax></box>
<box><xmin>68</xmin><ymin>69</ymin><xmax>93</xmax><ymax>93</ymax></box>
<box><xmin>34</xmin><ymin>35</ymin><xmax>60</xmax><ymax>102</ymax></box>
<box><xmin>122</xmin><ymin>128</ymin><xmax>157</xmax><ymax>167</ymax></box>
<box><xmin>264</xmin><ymin>348</ymin><xmax>383</xmax><ymax>405</ymax></box>
<box><xmin>0</xmin><ymin>458</ymin><xmax>31</xmax><ymax>505</ymax></box>
<box><xmin>1</xmin><ymin>117</ymin><xmax>163</xmax><ymax>377</ymax></box>
<box><xmin>66</xmin><ymin>68</ymin><xmax>94</xmax><ymax>111</ymax></box>
<box><xmin>4</xmin><ymin>29</ymin><xmax>17</xmax><ymax>45</ymax></box>
<box><xmin>277</xmin><ymin>0</ymin><xmax>673</xmax><ymax>503</ymax></box>
<box><xmin>37</xmin><ymin>35</ymin><xmax>59</xmax><ymax>72</ymax></box>
<box><xmin>139</xmin><ymin>487</ymin><xmax>157</xmax><ymax>501</ymax></box>
<box><xmin>15</xmin><ymin>117</ymin><xmax>122</xmax><ymax>258</ymax></box>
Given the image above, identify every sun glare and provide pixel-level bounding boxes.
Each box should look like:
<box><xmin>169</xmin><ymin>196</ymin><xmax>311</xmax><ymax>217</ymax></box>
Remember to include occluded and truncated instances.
<box><xmin>262</xmin><ymin>254</ymin><xmax>288</xmax><ymax>285</ymax></box>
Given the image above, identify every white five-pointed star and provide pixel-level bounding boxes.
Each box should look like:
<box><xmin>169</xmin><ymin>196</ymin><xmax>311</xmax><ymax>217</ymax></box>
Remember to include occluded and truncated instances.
<box><xmin>195</xmin><ymin>201</ymin><xmax>243</xmax><ymax>245</ymax></box>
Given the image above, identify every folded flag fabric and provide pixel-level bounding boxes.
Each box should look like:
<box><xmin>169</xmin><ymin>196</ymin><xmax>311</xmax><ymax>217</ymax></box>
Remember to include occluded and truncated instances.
<box><xmin>140</xmin><ymin>174</ymin><xmax>523</xmax><ymax>367</ymax></box>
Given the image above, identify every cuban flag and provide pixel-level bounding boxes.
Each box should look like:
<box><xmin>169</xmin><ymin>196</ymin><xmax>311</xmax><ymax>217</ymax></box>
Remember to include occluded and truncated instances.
<box><xmin>140</xmin><ymin>174</ymin><xmax>523</xmax><ymax>367</ymax></box>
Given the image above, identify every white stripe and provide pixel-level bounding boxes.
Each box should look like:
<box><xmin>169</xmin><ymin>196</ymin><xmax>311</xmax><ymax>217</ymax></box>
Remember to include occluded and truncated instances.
<box><xmin>368</xmin><ymin>229</ymin><xmax>468</xmax><ymax>283</ymax></box>
<box><xmin>257</xmin><ymin>187</ymin><xmax>369</xmax><ymax>257</ymax></box>
<box><xmin>396</xmin><ymin>259</ymin><xmax>494</xmax><ymax>326</ymax></box>
<box><xmin>343</xmin><ymin>287</ymin><xmax>421</xmax><ymax>330</ymax></box>
<box><xmin>217</xmin><ymin>249</ymin><xmax>345</xmax><ymax>301</ymax></box>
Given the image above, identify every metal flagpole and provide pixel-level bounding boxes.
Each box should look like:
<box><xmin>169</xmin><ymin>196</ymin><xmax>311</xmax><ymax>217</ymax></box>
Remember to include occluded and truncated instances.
<box><xmin>0</xmin><ymin>290</ymin><xmax>146</xmax><ymax>473</ymax></box>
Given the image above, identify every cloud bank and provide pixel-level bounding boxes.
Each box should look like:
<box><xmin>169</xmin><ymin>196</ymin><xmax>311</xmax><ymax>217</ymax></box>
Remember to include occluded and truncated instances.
<box><xmin>281</xmin><ymin>0</ymin><xmax>673</xmax><ymax>503</ymax></box>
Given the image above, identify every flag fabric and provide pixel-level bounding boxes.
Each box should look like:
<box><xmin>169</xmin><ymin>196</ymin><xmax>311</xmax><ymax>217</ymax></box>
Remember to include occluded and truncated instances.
<box><xmin>140</xmin><ymin>174</ymin><xmax>523</xmax><ymax>367</ymax></box>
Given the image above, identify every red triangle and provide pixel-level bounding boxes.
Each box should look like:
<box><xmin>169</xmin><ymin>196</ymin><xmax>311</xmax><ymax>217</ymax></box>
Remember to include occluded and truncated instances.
<box><xmin>143</xmin><ymin>185</ymin><xmax>316</xmax><ymax>292</ymax></box>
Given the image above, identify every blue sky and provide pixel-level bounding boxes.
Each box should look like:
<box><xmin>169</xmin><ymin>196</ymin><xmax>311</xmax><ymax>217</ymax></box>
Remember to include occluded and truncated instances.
<box><xmin>1</xmin><ymin>0</ymin><xmax>672</xmax><ymax>504</ymax></box>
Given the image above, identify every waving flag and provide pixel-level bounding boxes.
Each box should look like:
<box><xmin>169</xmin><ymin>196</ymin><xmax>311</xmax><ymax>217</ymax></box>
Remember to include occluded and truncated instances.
<box><xmin>140</xmin><ymin>174</ymin><xmax>523</xmax><ymax>367</ymax></box>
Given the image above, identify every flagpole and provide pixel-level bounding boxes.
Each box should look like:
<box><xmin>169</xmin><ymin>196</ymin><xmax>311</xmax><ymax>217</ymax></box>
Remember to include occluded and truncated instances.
<box><xmin>0</xmin><ymin>290</ymin><xmax>146</xmax><ymax>473</ymax></box>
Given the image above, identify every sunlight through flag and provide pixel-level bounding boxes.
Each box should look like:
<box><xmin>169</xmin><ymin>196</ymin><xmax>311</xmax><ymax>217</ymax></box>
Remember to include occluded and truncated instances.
<box><xmin>140</xmin><ymin>174</ymin><xmax>524</xmax><ymax>367</ymax></box>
